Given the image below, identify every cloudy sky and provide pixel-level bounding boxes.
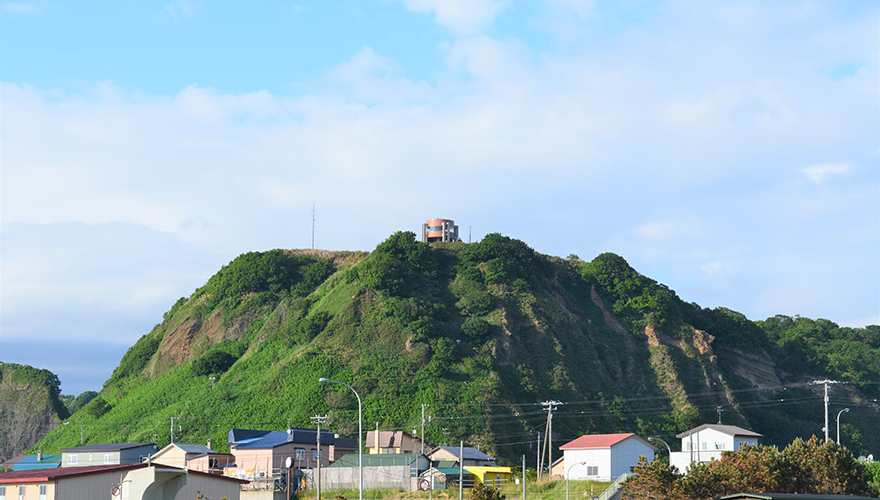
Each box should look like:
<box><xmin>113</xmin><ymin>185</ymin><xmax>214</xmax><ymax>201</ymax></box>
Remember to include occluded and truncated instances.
<box><xmin>1</xmin><ymin>0</ymin><xmax>878</xmax><ymax>396</ymax></box>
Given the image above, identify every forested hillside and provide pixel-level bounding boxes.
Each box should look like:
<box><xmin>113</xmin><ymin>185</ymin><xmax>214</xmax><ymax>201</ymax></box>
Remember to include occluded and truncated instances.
<box><xmin>29</xmin><ymin>233</ymin><xmax>880</xmax><ymax>461</ymax></box>
<box><xmin>0</xmin><ymin>363</ymin><xmax>69</xmax><ymax>462</ymax></box>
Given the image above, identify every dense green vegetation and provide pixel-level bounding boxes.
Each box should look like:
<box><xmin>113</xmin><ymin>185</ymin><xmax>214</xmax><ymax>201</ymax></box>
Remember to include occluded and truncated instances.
<box><xmin>29</xmin><ymin>234</ymin><xmax>880</xmax><ymax>464</ymax></box>
<box><xmin>624</xmin><ymin>437</ymin><xmax>879</xmax><ymax>499</ymax></box>
<box><xmin>59</xmin><ymin>391</ymin><xmax>98</xmax><ymax>415</ymax></box>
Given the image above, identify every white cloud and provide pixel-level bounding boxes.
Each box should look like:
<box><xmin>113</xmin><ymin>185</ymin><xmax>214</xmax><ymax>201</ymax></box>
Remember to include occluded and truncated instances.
<box><xmin>1</xmin><ymin>0</ymin><xmax>46</xmax><ymax>14</ymax></box>
<box><xmin>398</xmin><ymin>0</ymin><xmax>506</xmax><ymax>35</ymax></box>
<box><xmin>801</xmin><ymin>163</ymin><xmax>850</xmax><ymax>183</ymax></box>
<box><xmin>1</xmin><ymin>2</ymin><xmax>878</xmax><ymax>397</ymax></box>
<box><xmin>160</xmin><ymin>0</ymin><xmax>198</xmax><ymax>22</ymax></box>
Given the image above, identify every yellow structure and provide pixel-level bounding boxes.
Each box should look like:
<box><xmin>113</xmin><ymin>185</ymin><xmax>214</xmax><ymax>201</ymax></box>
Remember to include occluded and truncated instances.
<box><xmin>464</xmin><ymin>466</ymin><xmax>513</xmax><ymax>486</ymax></box>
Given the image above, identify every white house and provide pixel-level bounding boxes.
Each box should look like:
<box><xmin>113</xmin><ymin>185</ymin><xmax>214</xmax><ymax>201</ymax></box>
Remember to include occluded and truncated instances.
<box><xmin>669</xmin><ymin>424</ymin><xmax>762</xmax><ymax>472</ymax></box>
<box><xmin>559</xmin><ymin>433</ymin><xmax>656</xmax><ymax>482</ymax></box>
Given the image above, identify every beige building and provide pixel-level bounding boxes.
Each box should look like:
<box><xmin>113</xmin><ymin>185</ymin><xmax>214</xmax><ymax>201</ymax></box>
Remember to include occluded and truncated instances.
<box><xmin>0</xmin><ymin>462</ymin><xmax>246</xmax><ymax>500</ymax></box>
<box><xmin>365</xmin><ymin>430</ymin><xmax>426</xmax><ymax>455</ymax></box>
<box><xmin>425</xmin><ymin>446</ymin><xmax>495</xmax><ymax>467</ymax></box>
<box><xmin>150</xmin><ymin>442</ymin><xmax>235</xmax><ymax>474</ymax></box>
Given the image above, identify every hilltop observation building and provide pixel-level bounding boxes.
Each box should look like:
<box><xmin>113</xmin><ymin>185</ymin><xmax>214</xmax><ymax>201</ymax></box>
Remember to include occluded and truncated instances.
<box><xmin>421</xmin><ymin>219</ymin><xmax>459</xmax><ymax>243</ymax></box>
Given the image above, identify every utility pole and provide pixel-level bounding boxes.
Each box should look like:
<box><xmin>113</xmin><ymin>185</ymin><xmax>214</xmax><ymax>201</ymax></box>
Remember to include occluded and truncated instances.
<box><xmin>459</xmin><ymin>441</ymin><xmax>464</xmax><ymax>500</ymax></box>
<box><xmin>522</xmin><ymin>455</ymin><xmax>526</xmax><ymax>500</ymax></box>
<box><xmin>170</xmin><ymin>417</ymin><xmax>175</xmax><ymax>444</ymax></box>
<box><xmin>311</xmin><ymin>415</ymin><xmax>328</xmax><ymax>500</ymax></box>
<box><xmin>421</xmin><ymin>404</ymin><xmax>428</xmax><ymax>454</ymax></box>
<box><xmin>716</xmin><ymin>406</ymin><xmax>723</xmax><ymax>425</ymax></box>
<box><xmin>541</xmin><ymin>401</ymin><xmax>561</xmax><ymax>479</ymax></box>
<box><xmin>536</xmin><ymin>432</ymin><xmax>542</xmax><ymax>481</ymax></box>
<box><xmin>810</xmin><ymin>379</ymin><xmax>841</xmax><ymax>442</ymax></box>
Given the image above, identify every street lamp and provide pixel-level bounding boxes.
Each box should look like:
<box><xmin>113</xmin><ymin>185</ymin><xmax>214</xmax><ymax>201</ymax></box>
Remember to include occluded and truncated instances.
<box><xmin>836</xmin><ymin>408</ymin><xmax>850</xmax><ymax>444</ymax></box>
<box><xmin>566</xmin><ymin>461</ymin><xmax>589</xmax><ymax>500</ymax></box>
<box><xmin>647</xmin><ymin>437</ymin><xmax>671</xmax><ymax>457</ymax></box>
<box><xmin>320</xmin><ymin>378</ymin><xmax>363</xmax><ymax>500</ymax></box>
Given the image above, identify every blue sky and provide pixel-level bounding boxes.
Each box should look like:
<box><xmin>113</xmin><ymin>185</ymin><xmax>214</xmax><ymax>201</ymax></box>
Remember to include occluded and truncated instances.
<box><xmin>1</xmin><ymin>0</ymin><xmax>878</xmax><ymax>396</ymax></box>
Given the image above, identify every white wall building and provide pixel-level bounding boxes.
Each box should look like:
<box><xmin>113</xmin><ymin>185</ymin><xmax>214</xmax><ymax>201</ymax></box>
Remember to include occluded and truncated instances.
<box><xmin>669</xmin><ymin>424</ymin><xmax>762</xmax><ymax>473</ymax></box>
<box><xmin>559</xmin><ymin>433</ymin><xmax>656</xmax><ymax>482</ymax></box>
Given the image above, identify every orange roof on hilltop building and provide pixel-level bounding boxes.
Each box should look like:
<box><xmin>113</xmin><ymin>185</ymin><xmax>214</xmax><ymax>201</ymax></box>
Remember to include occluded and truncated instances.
<box><xmin>559</xmin><ymin>433</ymin><xmax>640</xmax><ymax>450</ymax></box>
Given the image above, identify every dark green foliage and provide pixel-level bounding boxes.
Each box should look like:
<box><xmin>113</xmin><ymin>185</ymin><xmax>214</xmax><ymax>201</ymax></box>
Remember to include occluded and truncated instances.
<box><xmin>110</xmin><ymin>332</ymin><xmax>163</xmax><ymax>382</ymax></box>
<box><xmin>202</xmin><ymin>250</ymin><xmax>299</xmax><ymax>303</ymax></box>
<box><xmin>1</xmin><ymin>362</ymin><xmax>70</xmax><ymax>420</ymax></box>
<box><xmin>289</xmin><ymin>312</ymin><xmax>331</xmax><ymax>346</ymax></box>
<box><xmin>200</xmin><ymin>251</ymin><xmax>335</xmax><ymax>308</ymax></box>
<box><xmin>758</xmin><ymin>315</ymin><xmax>880</xmax><ymax>395</ymax></box>
<box><xmin>29</xmin><ymin>235</ymin><xmax>880</xmax><ymax>466</ymax></box>
<box><xmin>192</xmin><ymin>350</ymin><xmax>237</xmax><ymax>377</ymax></box>
<box><xmin>471</xmin><ymin>482</ymin><xmax>506</xmax><ymax>500</ymax></box>
<box><xmin>459</xmin><ymin>233</ymin><xmax>543</xmax><ymax>287</ymax></box>
<box><xmin>292</xmin><ymin>259</ymin><xmax>334</xmax><ymax>297</ymax></box>
<box><xmin>64</xmin><ymin>391</ymin><xmax>98</xmax><ymax>414</ymax></box>
<box><xmin>865</xmin><ymin>460</ymin><xmax>880</xmax><ymax>490</ymax></box>
<box><xmin>350</xmin><ymin>231</ymin><xmax>438</xmax><ymax>297</ymax></box>
<box><xmin>88</xmin><ymin>396</ymin><xmax>111</xmax><ymax>418</ymax></box>
<box><xmin>687</xmin><ymin>306</ymin><xmax>770</xmax><ymax>351</ymax></box>
<box><xmin>462</xmin><ymin>317</ymin><xmax>492</xmax><ymax>338</ymax></box>
<box><xmin>6</xmin><ymin>363</ymin><xmax>62</xmax><ymax>398</ymax></box>
<box><xmin>624</xmin><ymin>437</ymin><xmax>879</xmax><ymax>500</ymax></box>
<box><xmin>581</xmin><ymin>252</ymin><xmax>678</xmax><ymax>327</ymax></box>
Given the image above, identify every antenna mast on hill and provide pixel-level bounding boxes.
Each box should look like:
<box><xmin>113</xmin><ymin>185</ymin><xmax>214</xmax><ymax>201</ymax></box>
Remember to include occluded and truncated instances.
<box><xmin>312</xmin><ymin>203</ymin><xmax>316</xmax><ymax>249</ymax></box>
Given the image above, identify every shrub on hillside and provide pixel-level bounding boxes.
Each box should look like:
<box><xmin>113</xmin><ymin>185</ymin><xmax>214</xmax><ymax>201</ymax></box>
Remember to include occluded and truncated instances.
<box><xmin>192</xmin><ymin>351</ymin><xmax>236</xmax><ymax>377</ymax></box>
<box><xmin>88</xmin><ymin>396</ymin><xmax>111</xmax><ymax>418</ymax></box>
<box><xmin>471</xmin><ymin>482</ymin><xmax>505</xmax><ymax>500</ymax></box>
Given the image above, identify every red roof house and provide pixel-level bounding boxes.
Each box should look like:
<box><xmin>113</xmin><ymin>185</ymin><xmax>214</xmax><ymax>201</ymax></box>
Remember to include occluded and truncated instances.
<box><xmin>558</xmin><ymin>433</ymin><xmax>656</xmax><ymax>482</ymax></box>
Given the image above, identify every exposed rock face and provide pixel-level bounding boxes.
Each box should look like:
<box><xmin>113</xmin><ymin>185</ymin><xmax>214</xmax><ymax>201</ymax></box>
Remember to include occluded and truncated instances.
<box><xmin>148</xmin><ymin>309</ymin><xmax>252</xmax><ymax>377</ymax></box>
<box><xmin>0</xmin><ymin>363</ymin><xmax>66</xmax><ymax>463</ymax></box>
<box><xmin>715</xmin><ymin>345</ymin><xmax>783</xmax><ymax>393</ymax></box>
<box><xmin>590</xmin><ymin>285</ymin><xmax>628</xmax><ymax>335</ymax></box>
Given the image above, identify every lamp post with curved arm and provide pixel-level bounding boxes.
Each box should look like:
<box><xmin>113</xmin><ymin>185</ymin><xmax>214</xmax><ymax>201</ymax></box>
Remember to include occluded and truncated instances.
<box><xmin>320</xmin><ymin>378</ymin><xmax>363</xmax><ymax>500</ymax></box>
<box><xmin>566</xmin><ymin>461</ymin><xmax>590</xmax><ymax>500</ymax></box>
<box><xmin>647</xmin><ymin>437</ymin><xmax>671</xmax><ymax>457</ymax></box>
<box><xmin>836</xmin><ymin>408</ymin><xmax>850</xmax><ymax>444</ymax></box>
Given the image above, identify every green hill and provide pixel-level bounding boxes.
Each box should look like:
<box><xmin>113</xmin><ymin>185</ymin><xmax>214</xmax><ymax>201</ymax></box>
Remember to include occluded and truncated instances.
<box><xmin>0</xmin><ymin>362</ymin><xmax>70</xmax><ymax>462</ymax></box>
<box><xmin>30</xmin><ymin>232</ymin><xmax>880</xmax><ymax>461</ymax></box>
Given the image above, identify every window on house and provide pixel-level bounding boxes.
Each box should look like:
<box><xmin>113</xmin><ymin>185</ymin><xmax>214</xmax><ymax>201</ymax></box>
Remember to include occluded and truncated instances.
<box><xmin>295</xmin><ymin>448</ymin><xmax>306</xmax><ymax>460</ymax></box>
<box><xmin>105</xmin><ymin>454</ymin><xmax>115</xmax><ymax>464</ymax></box>
<box><xmin>313</xmin><ymin>449</ymin><xmax>319</xmax><ymax>460</ymax></box>
<box><xmin>39</xmin><ymin>485</ymin><xmax>47</xmax><ymax>500</ymax></box>
<box><xmin>714</xmin><ymin>442</ymin><xmax>724</xmax><ymax>450</ymax></box>
<box><xmin>18</xmin><ymin>486</ymin><xmax>25</xmax><ymax>500</ymax></box>
<box><xmin>686</xmin><ymin>442</ymin><xmax>692</xmax><ymax>451</ymax></box>
<box><xmin>68</xmin><ymin>455</ymin><xmax>78</xmax><ymax>465</ymax></box>
<box><xmin>701</xmin><ymin>442</ymin><xmax>707</xmax><ymax>450</ymax></box>
<box><xmin>586</xmin><ymin>466</ymin><xmax>598</xmax><ymax>476</ymax></box>
<box><xmin>0</xmin><ymin>485</ymin><xmax>6</xmax><ymax>500</ymax></box>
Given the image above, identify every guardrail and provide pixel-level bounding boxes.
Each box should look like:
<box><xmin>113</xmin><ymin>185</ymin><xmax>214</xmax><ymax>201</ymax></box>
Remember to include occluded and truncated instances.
<box><xmin>595</xmin><ymin>473</ymin><xmax>636</xmax><ymax>500</ymax></box>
